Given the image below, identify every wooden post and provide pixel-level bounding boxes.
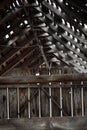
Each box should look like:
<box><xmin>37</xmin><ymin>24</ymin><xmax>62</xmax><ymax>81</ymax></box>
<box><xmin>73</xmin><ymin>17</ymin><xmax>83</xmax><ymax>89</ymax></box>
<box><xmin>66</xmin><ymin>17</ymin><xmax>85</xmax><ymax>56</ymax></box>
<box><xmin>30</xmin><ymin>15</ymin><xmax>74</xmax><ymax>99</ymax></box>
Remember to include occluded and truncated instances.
<box><xmin>17</xmin><ymin>88</ymin><xmax>20</xmax><ymax>118</ymax></box>
<box><xmin>81</xmin><ymin>81</ymin><xmax>84</xmax><ymax>117</ymax></box>
<box><xmin>39</xmin><ymin>88</ymin><xmax>41</xmax><ymax>118</ymax></box>
<box><xmin>60</xmin><ymin>82</ymin><xmax>63</xmax><ymax>117</ymax></box>
<box><xmin>7</xmin><ymin>88</ymin><xmax>9</xmax><ymax>119</ymax></box>
<box><xmin>70</xmin><ymin>82</ymin><xmax>73</xmax><ymax>117</ymax></box>
<box><xmin>28</xmin><ymin>88</ymin><xmax>30</xmax><ymax>118</ymax></box>
<box><xmin>49</xmin><ymin>87</ymin><xmax>52</xmax><ymax>117</ymax></box>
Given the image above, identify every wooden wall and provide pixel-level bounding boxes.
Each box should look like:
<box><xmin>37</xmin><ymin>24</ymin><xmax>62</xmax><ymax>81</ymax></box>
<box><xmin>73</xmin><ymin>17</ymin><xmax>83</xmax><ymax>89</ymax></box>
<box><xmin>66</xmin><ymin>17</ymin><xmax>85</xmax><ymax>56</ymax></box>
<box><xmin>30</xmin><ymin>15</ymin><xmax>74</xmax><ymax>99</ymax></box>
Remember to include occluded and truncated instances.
<box><xmin>0</xmin><ymin>67</ymin><xmax>87</xmax><ymax>118</ymax></box>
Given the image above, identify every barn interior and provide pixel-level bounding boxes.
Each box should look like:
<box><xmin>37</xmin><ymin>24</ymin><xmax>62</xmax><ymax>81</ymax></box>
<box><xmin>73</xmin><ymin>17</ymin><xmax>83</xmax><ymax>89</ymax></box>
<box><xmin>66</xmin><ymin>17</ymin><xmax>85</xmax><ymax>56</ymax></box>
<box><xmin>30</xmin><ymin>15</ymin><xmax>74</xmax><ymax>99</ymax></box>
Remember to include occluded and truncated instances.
<box><xmin>0</xmin><ymin>0</ymin><xmax>87</xmax><ymax>129</ymax></box>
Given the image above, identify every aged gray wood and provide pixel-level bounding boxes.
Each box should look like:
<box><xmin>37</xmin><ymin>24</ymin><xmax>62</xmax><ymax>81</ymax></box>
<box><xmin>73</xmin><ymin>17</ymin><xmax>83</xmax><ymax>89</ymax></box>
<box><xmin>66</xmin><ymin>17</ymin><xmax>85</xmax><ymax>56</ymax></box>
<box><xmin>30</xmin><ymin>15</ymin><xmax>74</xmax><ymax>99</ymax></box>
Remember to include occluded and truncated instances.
<box><xmin>0</xmin><ymin>117</ymin><xmax>87</xmax><ymax>130</ymax></box>
<box><xmin>0</xmin><ymin>74</ymin><xmax>87</xmax><ymax>85</ymax></box>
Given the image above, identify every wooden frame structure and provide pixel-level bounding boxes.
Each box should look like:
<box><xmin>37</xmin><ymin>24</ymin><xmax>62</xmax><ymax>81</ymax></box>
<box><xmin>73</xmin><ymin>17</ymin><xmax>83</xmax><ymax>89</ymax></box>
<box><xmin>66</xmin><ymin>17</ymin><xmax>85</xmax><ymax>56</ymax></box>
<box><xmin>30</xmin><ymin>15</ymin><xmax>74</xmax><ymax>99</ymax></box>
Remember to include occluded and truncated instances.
<box><xmin>0</xmin><ymin>0</ymin><xmax>87</xmax><ymax>75</ymax></box>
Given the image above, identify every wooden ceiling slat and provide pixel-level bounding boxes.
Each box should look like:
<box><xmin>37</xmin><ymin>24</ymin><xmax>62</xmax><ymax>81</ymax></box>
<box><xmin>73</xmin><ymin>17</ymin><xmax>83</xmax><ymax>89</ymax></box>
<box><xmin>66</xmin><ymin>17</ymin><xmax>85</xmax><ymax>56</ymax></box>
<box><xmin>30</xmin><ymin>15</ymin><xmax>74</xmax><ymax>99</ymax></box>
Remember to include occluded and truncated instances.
<box><xmin>62</xmin><ymin>35</ymin><xmax>87</xmax><ymax>58</ymax></box>
<box><xmin>57</xmin><ymin>1</ymin><xmax>87</xmax><ymax>24</ymax></box>
<box><xmin>37</xmin><ymin>6</ymin><xmax>87</xmax><ymax>45</ymax></box>
<box><xmin>42</xmin><ymin>1</ymin><xmax>87</xmax><ymax>38</ymax></box>
<box><xmin>19</xmin><ymin>49</ymin><xmax>41</xmax><ymax>67</ymax></box>
<box><xmin>59</xmin><ymin>24</ymin><xmax>87</xmax><ymax>45</ymax></box>
<box><xmin>64</xmin><ymin>0</ymin><xmax>87</xmax><ymax>14</ymax></box>
<box><xmin>41</xmin><ymin>27</ymin><xmax>87</xmax><ymax>67</ymax></box>
<box><xmin>0</xmin><ymin>0</ymin><xmax>87</xmax><ymax>73</ymax></box>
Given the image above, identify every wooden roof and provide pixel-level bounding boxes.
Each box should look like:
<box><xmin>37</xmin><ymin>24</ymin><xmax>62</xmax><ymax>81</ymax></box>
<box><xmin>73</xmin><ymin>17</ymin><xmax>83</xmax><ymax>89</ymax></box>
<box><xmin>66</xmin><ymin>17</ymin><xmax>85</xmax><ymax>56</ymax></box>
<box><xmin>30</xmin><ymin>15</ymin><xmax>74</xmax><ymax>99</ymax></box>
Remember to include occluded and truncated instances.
<box><xmin>0</xmin><ymin>0</ymin><xmax>87</xmax><ymax>75</ymax></box>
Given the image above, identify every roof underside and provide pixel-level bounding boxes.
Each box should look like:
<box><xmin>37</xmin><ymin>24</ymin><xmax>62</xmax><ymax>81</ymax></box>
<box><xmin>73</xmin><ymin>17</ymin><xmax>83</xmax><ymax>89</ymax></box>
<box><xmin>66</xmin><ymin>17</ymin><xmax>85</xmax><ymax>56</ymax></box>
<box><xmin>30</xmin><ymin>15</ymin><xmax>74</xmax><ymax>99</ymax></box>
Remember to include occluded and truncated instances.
<box><xmin>0</xmin><ymin>0</ymin><xmax>87</xmax><ymax>76</ymax></box>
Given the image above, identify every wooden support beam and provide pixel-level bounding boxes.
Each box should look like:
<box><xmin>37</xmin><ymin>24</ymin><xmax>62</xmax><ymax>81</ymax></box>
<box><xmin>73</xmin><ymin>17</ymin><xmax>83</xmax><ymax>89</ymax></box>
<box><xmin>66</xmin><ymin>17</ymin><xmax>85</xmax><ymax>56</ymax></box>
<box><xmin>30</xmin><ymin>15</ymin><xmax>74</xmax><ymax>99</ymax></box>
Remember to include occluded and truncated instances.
<box><xmin>54</xmin><ymin>0</ymin><xmax>87</xmax><ymax>36</ymax></box>
<box><xmin>28</xmin><ymin>54</ymin><xmax>41</xmax><ymax>66</ymax></box>
<box><xmin>28</xmin><ymin>55</ymin><xmax>43</xmax><ymax>68</ymax></box>
<box><xmin>38</xmin><ymin>15</ymin><xmax>87</xmax><ymax>62</ymax></box>
<box><xmin>36</xmin><ymin>17</ymin><xmax>87</xmax><ymax>67</ymax></box>
<box><xmin>26</xmin><ymin>11</ymin><xmax>50</xmax><ymax>69</ymax></box>
<box><xmin>19</xmin><ymin>48</ymin><xmax>41</xmax><ymax>67</ymax></box>
<box><xmin>62</xmin><ymin>34</ymin><xmax>87</xmax><ymax>58</ymax></box>
<box><xmin>0</xmin><ymin>28</ymin><xmax>31</xmax><ymax>56</ymax></box>
<box><xmin>59</xmin><ymin>24</ymin><xmax>87</xmax><ymax>45</ymax></box>
<box><xmin>37</xmin><ymin>7</ymin><xmax>87</xmax><ymax>45</ymax></box>
<box><xmin>0</xmin><ymin>74</ymin><xmax>87</xmax><ymax>85</ymax></box>
<box><xmin>39</xmin><ymin>45</ymin><xmax>50</xmax><ymax>68</ymax></box>
<box><xmin>0</xmin><ymin>35</ymin><xmax>34</xmax><ymax>68</ymax></box>
<box><xmin>0</xmin><ymin>47</ymin><xmax>37</xmax><ymax>76</ymax></box>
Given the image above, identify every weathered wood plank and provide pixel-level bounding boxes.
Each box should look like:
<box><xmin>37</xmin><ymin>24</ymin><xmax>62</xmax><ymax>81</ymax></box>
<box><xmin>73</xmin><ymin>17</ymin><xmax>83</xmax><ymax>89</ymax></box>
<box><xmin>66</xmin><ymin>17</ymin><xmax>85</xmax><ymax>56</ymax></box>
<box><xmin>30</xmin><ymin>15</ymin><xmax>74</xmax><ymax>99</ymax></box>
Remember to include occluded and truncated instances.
<box><xmin>0</xmin><ymin>74</ymin><xmax>87</xmax><ymax>85</ymax></box>
<box><xmin>0</xmin><ymin>117</ymin><xmax>87</xmax><ymax>130</ymax></box>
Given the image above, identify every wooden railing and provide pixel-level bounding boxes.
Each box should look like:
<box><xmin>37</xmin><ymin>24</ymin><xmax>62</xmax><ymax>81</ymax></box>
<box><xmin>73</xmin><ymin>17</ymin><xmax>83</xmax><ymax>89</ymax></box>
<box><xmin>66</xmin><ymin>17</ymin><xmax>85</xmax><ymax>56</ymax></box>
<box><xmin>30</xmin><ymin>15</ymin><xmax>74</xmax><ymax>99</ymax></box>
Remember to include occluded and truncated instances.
<box><xmin>0</xmin><ymin>80</ymin><xmax>87</xmax><ymax>119</ymax></box>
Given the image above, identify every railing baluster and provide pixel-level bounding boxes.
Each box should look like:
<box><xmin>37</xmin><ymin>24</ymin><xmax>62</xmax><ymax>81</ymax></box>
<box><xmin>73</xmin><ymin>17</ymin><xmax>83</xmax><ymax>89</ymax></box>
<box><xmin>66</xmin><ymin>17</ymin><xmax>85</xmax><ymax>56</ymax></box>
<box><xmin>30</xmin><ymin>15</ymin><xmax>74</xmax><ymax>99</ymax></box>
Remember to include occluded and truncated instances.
<box><xmin>81</xmin><ymin>81</ymin><xmax>84</xmax><ymax>117</ymax></box>
<box><xmin>17</xmin><ymin>88</ymin><xmax>20</xmax><ymax>118</ymax></box>
<box><xmin>7</xmin><ymin>88</ymin><xmax>9</xmax><ymax>119</ymax></box>
<box><xmin>49</xmin><ymin>87</ymin><xmax>52</xmax><ymax>118</ymax></box>
<box><xmin>39</xmin><ymin>88</ymin><xmax>41</xmax><ymax>118</ymax></box>
<box><xmin>70</xmin><ymin>82</ymin><xmax>73</xmax><ymax>117</ymax></box>
<box><xmin>28</xmin><ymin>88</ymin><xmax>30</xmax><ymax>118</ymax></box>
<box><xmin>60</xmin><ymin>82</ymin><xmax>63</xmax><ymax>117</ymax></box>
<box><xmin>49</xmin><ymin>68</ymin><xmax>52</xmax><ymax>118</ymax></box>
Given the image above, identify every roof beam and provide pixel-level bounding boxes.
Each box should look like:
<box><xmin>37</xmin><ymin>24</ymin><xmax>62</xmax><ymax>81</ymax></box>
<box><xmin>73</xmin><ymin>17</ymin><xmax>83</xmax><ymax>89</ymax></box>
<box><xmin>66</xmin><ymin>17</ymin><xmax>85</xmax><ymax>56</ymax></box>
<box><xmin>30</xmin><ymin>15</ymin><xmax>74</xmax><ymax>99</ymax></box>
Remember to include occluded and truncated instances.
<box><xmin>0</xmin><ymin>74</ymin><xmax>87</xmax><ymax>85</ymax></box>
<box><xmin>37</xmin><ymin>12</ymin><xmax>87</xmax><ymax>63</ymax></box>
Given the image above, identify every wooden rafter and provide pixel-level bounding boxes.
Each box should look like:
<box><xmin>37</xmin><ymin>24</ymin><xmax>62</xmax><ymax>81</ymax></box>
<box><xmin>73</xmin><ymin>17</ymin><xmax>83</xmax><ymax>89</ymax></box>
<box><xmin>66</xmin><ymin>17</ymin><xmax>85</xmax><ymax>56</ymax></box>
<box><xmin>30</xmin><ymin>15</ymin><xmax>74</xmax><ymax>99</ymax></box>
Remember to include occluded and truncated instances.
<box><xmin>0</xmin><ymin>46</ymin><xmax>37</xmax><ymax>76</ymax></box>
<box><xmin>42</xmin><ymin>1</ymin><xmax>87</xmax><ymax>37</ymax></box>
